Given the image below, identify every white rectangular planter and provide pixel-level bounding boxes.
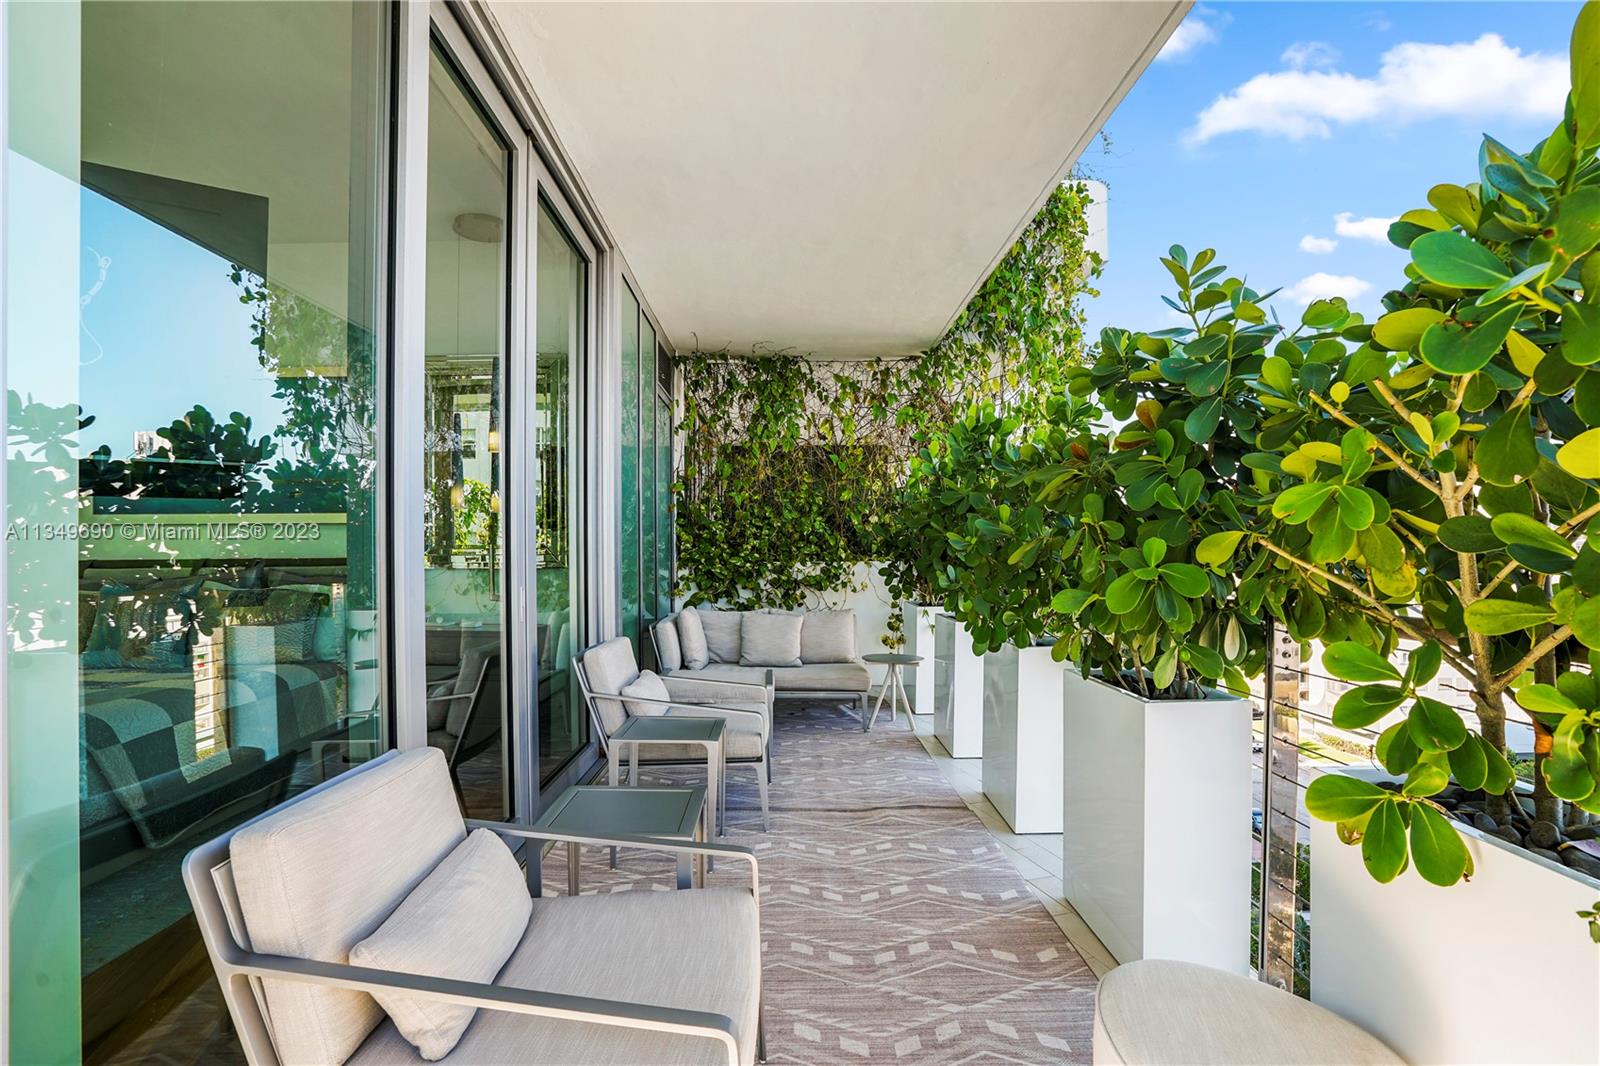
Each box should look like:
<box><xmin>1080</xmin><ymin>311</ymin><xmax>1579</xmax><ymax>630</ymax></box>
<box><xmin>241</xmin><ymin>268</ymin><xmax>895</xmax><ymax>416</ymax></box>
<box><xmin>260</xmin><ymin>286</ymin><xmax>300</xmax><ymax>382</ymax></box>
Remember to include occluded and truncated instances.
<box><xmin>1311</xmin><ymin>770</ymin><xmax>1600</xmax><ymax>1065</ymax></box>
<box><xmin>901</xmin><ymin>602</ymin><xmax>939</xmax><ymax>714</ymax></box>
<box><xmin>934</xmin><ymin>612</ymin><xmax>984</xmax><ymax>758</ymax></box>
<box><xmin>982</xmin><ymin>644</ymin><xmax>1067</xmax><ymax>833</ymax></box>
<box><xmin>1061</xmin><ymin>671</ymin><xmax>1252</xmax><ymax>973</ymax></box>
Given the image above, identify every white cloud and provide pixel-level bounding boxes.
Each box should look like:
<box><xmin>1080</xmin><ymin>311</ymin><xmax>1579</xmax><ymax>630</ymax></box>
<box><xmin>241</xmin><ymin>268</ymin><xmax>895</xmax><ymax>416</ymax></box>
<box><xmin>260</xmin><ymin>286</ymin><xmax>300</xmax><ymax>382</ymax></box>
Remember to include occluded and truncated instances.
<box><xmin>1283</xmin><ymin>273</ymin><xmax>1373</xmax><ymax>304</ymax></box>
<box><xmin>1299</xmin><ymin>234</ymin><xmax>1338</xmax><ymax>254</ymax></box>
<box><xmin>1158</xmin><ymin>8</ymin><xmax>1225</xmax><ymax>62</ymax></box>
<box><xmin>1187</xmin><ymin>33</ymin><xmax>1566</xmax><ymax>143</ymax></box>
<box><xmin>1281</xmin><ymin>41</ymin><xmax>1340</xmax><ymax>70</ymax></box>
<box><xmin>1334</xmin><ymin>212</ymin><xmax>1398</xmax><ymax>242</ymax></box>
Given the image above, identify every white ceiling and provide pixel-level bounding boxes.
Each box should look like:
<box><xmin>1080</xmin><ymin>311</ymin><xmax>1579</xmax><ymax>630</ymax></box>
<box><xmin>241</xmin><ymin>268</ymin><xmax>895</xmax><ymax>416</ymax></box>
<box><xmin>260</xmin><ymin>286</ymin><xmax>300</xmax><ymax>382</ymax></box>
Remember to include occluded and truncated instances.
<box><xmin>490</xmin><ymin>1</ymin><xmax>1185</xmax><ymax>358</ymax></box>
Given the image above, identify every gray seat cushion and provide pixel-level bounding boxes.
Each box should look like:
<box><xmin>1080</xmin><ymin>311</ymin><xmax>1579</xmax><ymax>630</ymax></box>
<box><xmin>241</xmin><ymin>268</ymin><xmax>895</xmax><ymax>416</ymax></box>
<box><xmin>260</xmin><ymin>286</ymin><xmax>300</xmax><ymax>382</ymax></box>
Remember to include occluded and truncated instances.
<box><xmin>1093</xmin><ymin>959</ymin><xmax>1403</xmax><ymax>1065</ymax></box>
<box><xmin>230</xmin><ymin>748</ymin><xmax>467</xmax><ymax>1065</ymax></box>
<box><xmin>347</xmin><ymin>886</ymin><xmax>760</xmax><ymax>1066</ymax></box>
<box><xmin>768</xmin><ymin>662</ymin><xmax>871</xmax><ymax>693</ymax></box>
<box><xmin>666</xmin><ymin>664</ymin><xmax>768</xmax><ymax>689</ymax></box>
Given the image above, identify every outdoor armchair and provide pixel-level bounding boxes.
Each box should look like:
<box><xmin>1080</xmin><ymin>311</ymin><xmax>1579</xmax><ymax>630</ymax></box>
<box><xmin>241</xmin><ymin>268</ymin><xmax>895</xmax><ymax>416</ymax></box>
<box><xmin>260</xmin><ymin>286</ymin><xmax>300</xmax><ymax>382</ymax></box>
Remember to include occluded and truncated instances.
<box><xmin>577</xmin><ymin>637</ymin><xmax>772</xmax><ymax>831</ymax></box>
<box><xmin>182</xmin><ymin>747</ymin><xmax>764</xmax><ymax>1066</ymax></box>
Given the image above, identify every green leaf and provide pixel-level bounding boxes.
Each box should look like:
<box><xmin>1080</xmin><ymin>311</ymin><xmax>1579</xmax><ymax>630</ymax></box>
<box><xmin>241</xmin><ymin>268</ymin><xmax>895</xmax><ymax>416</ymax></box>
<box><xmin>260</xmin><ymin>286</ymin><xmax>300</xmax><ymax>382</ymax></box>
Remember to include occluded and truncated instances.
<box><xmin>1260</xmin><ymin>355</ymin><xmax>1293</xmax><ymax>394</ymax></box>
<box><xmin>1561</xmin><ymin>302</ymin><xmax>1600</xmax><ymax>366</ymax></box>
<box><xmin>1332</xmin><ymin>684</ymin><xmax>1408</xmax><ymax>729</ymax></box>
<box><xmin>1438</xmin><ymin>515</ymin><xmax>1502</xmax><ymax>553</ymax></box>
<box><xmin>1574</xmin><ymin>596</ymin><xmax>1600</xmax><ymax>650</ymax></box>
<box><xmin>1185</xmin><ymin>396</ymin><xmax>1224</xmax><ymax>443</ymax></box>
<box><xmin>1418</xmin><ymin>304</ymin><xmax>1521</xmax><ymax>375</ymax></box>
<box><xmin>1477</xmin><ymin>261</ymin><xmax>1555</xmax><ymax>306</ymax></box>
<box><xmin>1403</xmin><ymin>752</ymin><xmax>1452</xmax><ymax>796</ymax></box>
<box><xmin>1490</xmin><ymin>512</ymin><xmax>1578</xmax><ymax>557</ymax></box>
<box><xmin>1323</xmin><ymin>641</ymin><xmax>1403</xmax><ymax>683</ymax></box>
<box><xmin>1160</xmin><ymin>563</ymin><xmax>1210</xmax><ymax>598</ymax></box>
<box><xmin>1483</xmin><ymin>742</ymin><xmax>1516</xmax><ymax>794</ymax></box>
<box><xmin>1546</xmin><ymin>712</ymin><xmax>1599</xmax><ymax>801</ymax></box>
<box><xmin>1408</xmin><ymin>696</ymin><xmax>1469</xmax><ymax>752</ymax></box>
<box><xmin>1410</xmin><ymin>230</ymin><xmax>1511</xmax><ymax>289</ymax></box>
<box><xmin>1272</xmin><ymin>482</ymin><xmax>1337</xmax><ymax>524</ymax></box>
<box><xmin>1378</xmin><ymin>720</ymin><xmax>1423</xmax><ymax>776</ymax></box>
<box><xmin>1196</xmin><ymin>530</ymin><xmax>1247</xmax><ymax>567</ymax></box>
<box><xmin>1463</xmin><ymin>597</ymin><xmax>1557</xmax><ymax>635</ymax></box>
<box><xmin>1142</xmin><ymin>537</ymin><xmax>1167</xmax><ymax>567</ymax></box>
<box><xmin>1515</xmin><ymin>682</ymin><xmax>1580</xmax><ymax>717</ymax></box>
<box><xmin>1362</xmin><ymin>799</ymin><xmax>1409</xmax><ymax>883</ymax></box>
<box><xmin>1447</xmin><ymin>733</ymin><xmax>1490</xmax><ymax>791</ymax></box>
<box><xmin>1405</xmin><ymin>642</ymin><xmax>1443</xmax><ymax>687</ymax></box>
<box><xmin>1104</xmin><ymin>572</ymin><xmax>1147</xmax><ymax>614</ymax></box>
<box><xmin>1187</xmin><ymin>360</ymin><xmax>1229</xmax><ymax>398</ymax></box>
<box><xmin>1373</xmin><ymin>308</ymin><xmax>1445</xmax><ymax>351</ymax></box>
<box><xmin>1357</xmin><ymin>524</ymin><xmax>1405</xmax><ymax>572</ymax></box>
<box><xmin>1336</xmin><ymin>486</ymin><xmax>1376</xmax><ymax>530</ymax></box>
<box><xmin>1573</xmin><ymin>0</ymin><xmax>1600</xmax><ymax>148</ymax></box>
<box><xmin>1556</xmin><ymin>428</ymin><xmax>1600</xmax><ymax>479</ymax></box>
<box><xmin>1409</xmin><ymin>803</ymin><xmax>1471</xmax><ymax>886</ymax></box>
<box><xmin>1476</xmin><ymin>405</ymin><xmax>1540</xmax><ymax>487</ymax></box>
<box><xmin>1305</xmin><ymin>774</ymin><xmax>1390</xmax><ymax>822</ymax></box>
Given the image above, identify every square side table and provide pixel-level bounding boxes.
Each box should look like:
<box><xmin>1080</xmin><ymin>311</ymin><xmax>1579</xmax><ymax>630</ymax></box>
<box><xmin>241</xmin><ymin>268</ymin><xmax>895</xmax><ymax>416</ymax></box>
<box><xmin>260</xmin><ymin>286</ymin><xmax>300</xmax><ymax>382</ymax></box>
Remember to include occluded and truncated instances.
<box><xmin>535</xmin><ymin>785</ymin><xmax>707</xmax><ymax>894</ymax></box>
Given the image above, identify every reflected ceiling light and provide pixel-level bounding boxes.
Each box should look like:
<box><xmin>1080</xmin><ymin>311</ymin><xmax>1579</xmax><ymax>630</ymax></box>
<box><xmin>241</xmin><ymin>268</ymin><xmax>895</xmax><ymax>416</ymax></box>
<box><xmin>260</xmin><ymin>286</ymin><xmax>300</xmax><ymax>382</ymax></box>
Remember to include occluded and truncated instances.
<box><xmin>490</xmin><ymin>492</ymin><xmax>501</xmax><ymax>514</ymax></box>
<box><xmin>487</xmin><ymin>428</ymin><xmax>500</xmax><ymax>453</ymax></box>
<box><xmin>452</xmin><ymin>212</ymin><xmax>503</xmax><ymax>243</ymax></box>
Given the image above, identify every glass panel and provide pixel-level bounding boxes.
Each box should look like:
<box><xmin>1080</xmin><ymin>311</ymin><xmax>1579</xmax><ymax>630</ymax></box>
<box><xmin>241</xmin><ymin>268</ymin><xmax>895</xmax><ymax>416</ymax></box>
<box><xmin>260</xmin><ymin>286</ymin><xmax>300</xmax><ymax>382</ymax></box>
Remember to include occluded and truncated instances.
<box><xmin>619</xmin><ymin>286</ymin><xmax>641</xmax><ymax>655</ymax></box>
<box><xmin>422</xmin><ymin>44</ymin><xmax>510</xmax><ymax>822</ymax></box>
<box><xmin>640</xmin><ymin>316</ymin><xmax>658</xmax><ymax>631</ymax></box>
<box><xmin>655</xmin><ymin>351</ymin><xmax>674</xmax><ymax>619</ymax></box>
<box><xmin>8</xmin><ymin>1</ymin><xmax>387</xmax><ymax>1058</ymax></box>
<box><xmin>535</xmin><ymin>203</ymin><xmax>587</xmax><ymax>782</ymax></box>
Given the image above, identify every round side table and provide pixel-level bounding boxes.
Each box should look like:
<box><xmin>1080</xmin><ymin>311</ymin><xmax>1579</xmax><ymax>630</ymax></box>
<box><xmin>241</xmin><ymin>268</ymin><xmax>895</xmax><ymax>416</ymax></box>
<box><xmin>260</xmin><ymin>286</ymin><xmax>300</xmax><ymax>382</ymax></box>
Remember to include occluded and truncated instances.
<box><xmin>862</xmin><ymin>652</ymin><xmax>923</xmax><ymax>732</ymax></box>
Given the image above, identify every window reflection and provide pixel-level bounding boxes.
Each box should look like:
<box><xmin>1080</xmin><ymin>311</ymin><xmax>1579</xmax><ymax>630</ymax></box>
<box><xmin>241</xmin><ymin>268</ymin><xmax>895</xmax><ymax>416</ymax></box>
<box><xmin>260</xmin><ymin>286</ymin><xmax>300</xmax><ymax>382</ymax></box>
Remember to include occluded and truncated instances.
<box><xmin>422</xmin><ymin>45</ymin><xmax>510</xmax><ymax>821</ymax></box>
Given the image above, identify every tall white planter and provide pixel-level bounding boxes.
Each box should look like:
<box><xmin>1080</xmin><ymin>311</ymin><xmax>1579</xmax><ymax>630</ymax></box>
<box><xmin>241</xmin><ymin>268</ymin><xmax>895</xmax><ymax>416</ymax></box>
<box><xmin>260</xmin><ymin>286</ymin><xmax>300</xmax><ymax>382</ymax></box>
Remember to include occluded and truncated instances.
<box><xmin>934</xmin><ymin>612</ymin><xmax>984</xmax><ymax>758</ymax></box>
<box><xmin>901</xmin><ymin>602</ymin><xmax>939</xmax><ymax>714</ymax></box>
<box><xmin>982</xmin><ymin>644</ymin><xmax>1067</xmax><ymax>833</ymax></box>
<box><xmin>1060</xmin><ymin>671</ymin><xmax>1251</xmax><ymax>973</ymax></box>
<box><xmin>1311</xmin><ymin>770</ymin><xmax>1600</xmax><ymax>1065</ymax></box>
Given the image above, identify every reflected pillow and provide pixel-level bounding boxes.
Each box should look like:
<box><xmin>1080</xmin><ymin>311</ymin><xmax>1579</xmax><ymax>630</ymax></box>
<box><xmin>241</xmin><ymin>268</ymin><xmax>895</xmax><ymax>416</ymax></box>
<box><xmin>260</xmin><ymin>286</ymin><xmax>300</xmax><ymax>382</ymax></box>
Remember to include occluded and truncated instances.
<box><xmin>349</xmin><ymin>829</ymin><xmax>531</xmax><ymax>1061</ymax></box>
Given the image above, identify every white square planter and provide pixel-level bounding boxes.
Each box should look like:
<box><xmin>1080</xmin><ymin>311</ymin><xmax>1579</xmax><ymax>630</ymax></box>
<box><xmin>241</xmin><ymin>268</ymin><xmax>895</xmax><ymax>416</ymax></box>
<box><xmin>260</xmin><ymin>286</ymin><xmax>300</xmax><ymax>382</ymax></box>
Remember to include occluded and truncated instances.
<box><xmin>1311</xmin><ymin>768</ymin><xmax>1600</xmax><ymax>1065</ymax></box>
<box><xmin>901</xmin><ymin>602</ymin><xmax>939</xmax><ymax>714</ymax></box>
<box><xmin>982</xmin><ymin>644</ymin><xmax>1067</xmax><ymax>833</ymax></box>
<box><xmin>1061</xmin><ymin>671</ymin><xmax>1252</xmax><ymax>973</ymax></box>
<box><xmin>934</xmin><ymin>612</ymin><xmax>984</xmax><ymax>758</ymax></box>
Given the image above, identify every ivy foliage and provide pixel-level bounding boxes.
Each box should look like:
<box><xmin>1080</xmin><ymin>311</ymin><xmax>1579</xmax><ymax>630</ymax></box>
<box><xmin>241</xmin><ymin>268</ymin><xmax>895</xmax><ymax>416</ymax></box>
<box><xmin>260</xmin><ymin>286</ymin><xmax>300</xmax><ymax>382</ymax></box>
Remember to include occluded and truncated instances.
<box><xmin>675</xmin><ymin>181</ymin><xmax>1102</xmax><ymax>608</ymax></box>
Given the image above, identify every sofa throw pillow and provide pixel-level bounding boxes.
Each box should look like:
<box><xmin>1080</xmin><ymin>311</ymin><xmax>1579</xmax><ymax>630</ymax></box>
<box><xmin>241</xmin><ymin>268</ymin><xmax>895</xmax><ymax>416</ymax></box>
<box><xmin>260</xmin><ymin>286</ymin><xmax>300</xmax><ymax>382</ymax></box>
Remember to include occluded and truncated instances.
<box><xmin>698</xmin><ymin>609</ymin><xmax>744</xmax><ymax>664</ymax></box>
<box><xmin>676</xmin><ymin>607</ymin><xmax>710</xmax><ymax>670</ymax></box>
<box><xmin>800</xmin><ymin>609</ymin><xmax>858</xmax><ymax>663</ymax></box>
<box><xmin>740</xmin><ymin>612</ymin><xmax>804</xmax><ymax>667</ymax></box>
<box><xmin>349</xmin><ymin>828</ymin><xmax>531</xmax><ymax>1061</ymax></box>
<box><xmin>620</xmin><ymin>669</ymin><xmax>671</xmax><ymax>716</ymax></box>
<box><xmin>653</xmin><ymin>617</ymin><xmax>683</xmax><ymax>672</ymax></box>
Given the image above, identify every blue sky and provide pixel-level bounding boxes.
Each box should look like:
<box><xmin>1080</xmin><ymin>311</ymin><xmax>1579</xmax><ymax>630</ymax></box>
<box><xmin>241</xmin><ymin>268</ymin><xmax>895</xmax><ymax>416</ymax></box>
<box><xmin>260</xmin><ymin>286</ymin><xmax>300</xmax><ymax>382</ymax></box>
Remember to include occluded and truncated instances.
<box><xmin>1084</xmin><ymin>1</ymin><xmax>1581</xmax><ymax>340</ymax></box>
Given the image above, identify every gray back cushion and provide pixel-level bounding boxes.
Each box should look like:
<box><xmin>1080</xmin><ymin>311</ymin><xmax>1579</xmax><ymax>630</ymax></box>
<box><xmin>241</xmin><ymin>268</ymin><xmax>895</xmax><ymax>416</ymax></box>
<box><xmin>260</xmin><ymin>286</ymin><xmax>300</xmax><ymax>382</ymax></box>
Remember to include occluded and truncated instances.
<box><xmin>582</xmin><ymin>637</ymin><xmax>641</xmax><ymax>736</ymax></box>
<box><xmin>653</xmin><ymin>618</ymin><xmax>682</xmax><ymax>672</ymax></box>
<box><xmin>740</xmin><ymin>612</ymin><xmax>804</xmax><ymax>667</ymax></box>
<box><xmin>621</xmin><ymin>669</ymin><xmax>671</xmax><ymax>716</ymax></box>
<box><xmin>698</xmin><ymin>609</ymin><xmax>744</xmax><ymax>664</ymax></box>
<box><xmin>229</xmin><ymin>748</ymin><xmax>466</xmax><ymax>1065</ymax></box>
<box><xmin>676</xmin><ymin>608</ymin><xmax>710</xmax><ymax>670</ymax></box>
<box><xmin>801</xmin><ymin>609</ymin><xmax>858</xmax><ymax>663</ymax></box>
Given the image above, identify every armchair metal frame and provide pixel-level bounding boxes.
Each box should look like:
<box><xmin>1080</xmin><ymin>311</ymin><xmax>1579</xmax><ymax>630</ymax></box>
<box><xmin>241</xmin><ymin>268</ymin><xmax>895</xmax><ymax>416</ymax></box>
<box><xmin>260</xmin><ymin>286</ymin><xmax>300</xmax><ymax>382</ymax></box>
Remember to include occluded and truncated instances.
<box><xmin>182</xmin><ymin>766</ymin><xmax>765</xmax><ymax>1066</ymax></box>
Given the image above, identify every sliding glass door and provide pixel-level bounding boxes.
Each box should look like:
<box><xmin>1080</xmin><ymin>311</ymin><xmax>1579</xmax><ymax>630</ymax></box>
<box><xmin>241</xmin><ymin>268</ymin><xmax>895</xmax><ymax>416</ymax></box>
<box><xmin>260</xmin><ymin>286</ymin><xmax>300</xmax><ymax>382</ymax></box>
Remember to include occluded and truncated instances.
<box><xmin>620</xmin><ymin>291</ymin><xmax>675</xmax><ymax>665</ymax></box>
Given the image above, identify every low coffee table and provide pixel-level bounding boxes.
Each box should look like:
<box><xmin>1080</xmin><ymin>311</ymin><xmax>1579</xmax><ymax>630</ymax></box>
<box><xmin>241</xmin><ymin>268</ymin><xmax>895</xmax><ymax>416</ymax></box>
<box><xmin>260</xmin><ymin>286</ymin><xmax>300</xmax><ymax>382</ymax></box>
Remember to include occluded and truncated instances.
<box><xmin>863</xmin><ymin>652</ymin><xmax>923</xmax><ymax>732</ymax></box>
<box><xmin>534</xmin><ymin>785</ymin><xmax>707</xmax><ymax>895</ymax></box>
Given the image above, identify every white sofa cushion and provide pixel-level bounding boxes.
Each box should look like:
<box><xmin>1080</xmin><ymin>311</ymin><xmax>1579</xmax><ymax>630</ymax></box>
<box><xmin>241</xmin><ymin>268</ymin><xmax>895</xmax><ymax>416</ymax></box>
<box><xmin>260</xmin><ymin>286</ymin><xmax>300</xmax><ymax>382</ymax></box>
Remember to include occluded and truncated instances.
<box><xmin>620</xmin><ymin>669</ymin><xmax>671</xmax><ymax>717</ymax></box>
<box><xmin>229</xmin><ymin>748</ymin><xmax>466</xmax><ymax>1066</ymax></box>
<box><xmin>349</xmin><ymin>829</ymin><xmax>532</xmax><ymax>1060</ymax></box>
<box><xmin>652</xmin><ymin>618</ymin><xmax>682</xmax><ymax>672</ymax></box>
<box><xmin>768</xmin><ymin>662</ymin><xmax>872</xmax><ymax>692</ymax></box>
<box><xmin>697</xmin><ymin>609</ymin><xmax>744</xmax><ymax>664</ymax></box>
<box><xmin>739</xmin><ymin>612</ymin><xmax>803</xmax><ymax>667</ymax></box>
<box><xmin>347</xmin><ymin>887</ymin><xmax>761</xmax><ymax>1066</ymax></box>
<box><xmin>676</xmin><ymin>608</ymin><xmax>709</xmax><ymax>670</ymax></box>
<box><xmin>800</xmin><ymin>609</ymin><xmax>857</xmax><ymax>663</ymax></box>
<box><xmin>1094</xmin><ymin>958</ymin><xmax>1403</xmax><ymax>1065</ymax></box>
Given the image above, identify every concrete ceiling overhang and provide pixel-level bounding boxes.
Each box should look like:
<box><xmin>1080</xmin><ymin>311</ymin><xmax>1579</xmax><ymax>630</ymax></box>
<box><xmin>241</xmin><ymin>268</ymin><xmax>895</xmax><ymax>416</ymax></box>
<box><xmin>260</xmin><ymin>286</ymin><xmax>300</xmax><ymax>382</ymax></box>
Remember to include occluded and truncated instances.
<box><xmin>489</xmin><ymin>2</ymin><xmax>1185</xmax><ymax>359</ymax></box>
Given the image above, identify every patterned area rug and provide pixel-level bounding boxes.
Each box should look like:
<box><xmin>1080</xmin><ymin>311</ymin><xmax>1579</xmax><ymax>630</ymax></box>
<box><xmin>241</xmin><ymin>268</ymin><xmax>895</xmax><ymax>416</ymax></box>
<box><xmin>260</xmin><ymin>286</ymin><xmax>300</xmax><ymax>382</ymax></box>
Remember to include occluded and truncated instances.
<box><xmin>545</xmin><ymin>704</ymin><xmax>1098</xmax><ymax>1064</ymax></box>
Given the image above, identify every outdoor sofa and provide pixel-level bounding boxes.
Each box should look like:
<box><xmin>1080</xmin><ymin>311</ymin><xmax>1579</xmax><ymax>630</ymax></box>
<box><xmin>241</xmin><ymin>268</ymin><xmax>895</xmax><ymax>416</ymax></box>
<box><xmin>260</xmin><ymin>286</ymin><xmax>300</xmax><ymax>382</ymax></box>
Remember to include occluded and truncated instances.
<box><xmin>183</xmin><ymin>746</ymin><xmax>763</xmax><ymax>1065</ymax></box>
<box><xmin>652</xmin><ymin>607</ymin><xmax>872</xmax><ymax>727</ymax></box>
